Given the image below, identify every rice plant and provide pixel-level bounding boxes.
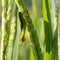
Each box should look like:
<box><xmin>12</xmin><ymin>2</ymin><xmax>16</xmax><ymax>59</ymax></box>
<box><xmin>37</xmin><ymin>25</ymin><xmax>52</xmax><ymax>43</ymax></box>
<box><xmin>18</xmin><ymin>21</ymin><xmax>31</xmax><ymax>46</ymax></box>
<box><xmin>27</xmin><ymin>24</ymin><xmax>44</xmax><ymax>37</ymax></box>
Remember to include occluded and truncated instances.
<box><xmin>0</xmin><ymin>0</ymin><xmax>60</xmax><ymax>60</ymax></box>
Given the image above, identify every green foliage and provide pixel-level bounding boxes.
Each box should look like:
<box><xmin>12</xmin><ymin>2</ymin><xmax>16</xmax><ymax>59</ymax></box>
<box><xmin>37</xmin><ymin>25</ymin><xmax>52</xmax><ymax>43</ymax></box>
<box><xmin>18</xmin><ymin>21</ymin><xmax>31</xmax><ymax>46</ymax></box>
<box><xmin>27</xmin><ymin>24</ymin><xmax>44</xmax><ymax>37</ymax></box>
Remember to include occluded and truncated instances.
<box><xmin>0</xmin><ymin>0</ymin><xmax>59</xmax><ymax>60</ymax></box>
<box><xmin>43</xmin><ymin>0</ymin><xmax>58</xmax><ymax>60</ymax></box>
<box><xmin>43</xmin><ymin>0</ymin><xmax>53</xmax><ymax>53</ymax></box>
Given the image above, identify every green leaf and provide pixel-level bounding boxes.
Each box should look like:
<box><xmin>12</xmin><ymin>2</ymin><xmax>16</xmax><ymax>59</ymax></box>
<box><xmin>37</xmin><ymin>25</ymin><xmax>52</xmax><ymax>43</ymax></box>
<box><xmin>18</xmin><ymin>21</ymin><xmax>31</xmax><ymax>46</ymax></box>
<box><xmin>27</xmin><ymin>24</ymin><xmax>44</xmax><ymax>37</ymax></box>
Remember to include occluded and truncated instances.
<box><xmin>43</xmin><ymin>0</ymin><xmax>53</xmax><ymax>53</ymax></box>
<box><xmin>32</xmin><ymin>0</ymin><xmax>44</xmax><ymax>53</ymax></box>
<box><xmin>12</xmin><ymin>12</ymin><xmax>20</xmax><ymax>60</ymax></box>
